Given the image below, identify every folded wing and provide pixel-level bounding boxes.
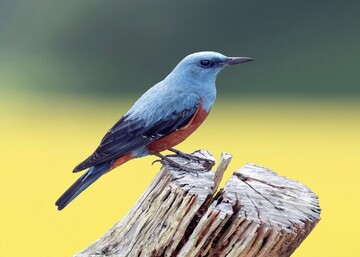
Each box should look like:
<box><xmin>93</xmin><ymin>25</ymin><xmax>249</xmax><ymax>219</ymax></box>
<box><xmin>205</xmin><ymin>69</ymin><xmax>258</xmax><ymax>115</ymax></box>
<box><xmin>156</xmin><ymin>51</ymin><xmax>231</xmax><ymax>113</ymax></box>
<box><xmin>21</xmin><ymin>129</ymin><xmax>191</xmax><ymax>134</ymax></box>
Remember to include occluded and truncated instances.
<box><xmin>73</xmin><ymin>96</ymin><xmax>201</xmax><ymax>172</ymax></box>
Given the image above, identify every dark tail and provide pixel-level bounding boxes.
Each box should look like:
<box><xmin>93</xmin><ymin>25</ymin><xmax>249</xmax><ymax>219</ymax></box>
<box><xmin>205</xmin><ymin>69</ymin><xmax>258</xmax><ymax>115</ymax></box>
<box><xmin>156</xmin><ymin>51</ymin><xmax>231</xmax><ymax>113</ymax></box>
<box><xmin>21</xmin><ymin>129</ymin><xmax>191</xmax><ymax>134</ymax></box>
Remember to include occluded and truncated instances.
<box><xmin>55</xmin><ymin>162</ymin><xmax>111</xmax><ymax>210</ymax></box>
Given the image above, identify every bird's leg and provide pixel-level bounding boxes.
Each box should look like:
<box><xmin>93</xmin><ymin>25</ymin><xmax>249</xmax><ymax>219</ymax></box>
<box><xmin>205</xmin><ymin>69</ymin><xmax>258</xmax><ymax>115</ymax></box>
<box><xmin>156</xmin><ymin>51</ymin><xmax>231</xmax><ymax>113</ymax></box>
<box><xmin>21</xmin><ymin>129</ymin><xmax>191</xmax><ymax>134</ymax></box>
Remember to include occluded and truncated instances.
<box><xmin>153</xmin><ymin>152</ymin><xmax>205</xmax><ymax>174</ymax></box>
<box><xmin>168</xmin><ymin>148</ymin><xmax>190</xmax><ymax>157</ymax></box>
<box><xmin>168</xmin><ymin>148</ymin><xmax>209</xmax><ymax>164</ymax></box>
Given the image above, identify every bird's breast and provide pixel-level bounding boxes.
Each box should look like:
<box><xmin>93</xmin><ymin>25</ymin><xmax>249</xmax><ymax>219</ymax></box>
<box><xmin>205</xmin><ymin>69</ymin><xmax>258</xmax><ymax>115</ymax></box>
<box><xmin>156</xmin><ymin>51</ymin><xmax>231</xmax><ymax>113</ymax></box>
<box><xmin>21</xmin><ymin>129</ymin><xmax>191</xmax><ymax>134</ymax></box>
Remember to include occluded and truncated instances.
<box><xmin>147</xmin><ymin>102</ymin><xmax>209</xmax><ymax>153</ymax></box>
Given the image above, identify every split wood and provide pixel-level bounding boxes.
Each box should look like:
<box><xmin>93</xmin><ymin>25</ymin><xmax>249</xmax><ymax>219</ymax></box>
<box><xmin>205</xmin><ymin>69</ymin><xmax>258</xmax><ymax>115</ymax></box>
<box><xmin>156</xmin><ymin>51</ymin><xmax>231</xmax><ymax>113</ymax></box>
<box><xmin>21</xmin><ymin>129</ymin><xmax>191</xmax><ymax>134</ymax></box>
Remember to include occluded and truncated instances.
<box><xmin>75</xmin><ymin>150</ymin><xmax>320</xmax><ymax>257</ymax></box>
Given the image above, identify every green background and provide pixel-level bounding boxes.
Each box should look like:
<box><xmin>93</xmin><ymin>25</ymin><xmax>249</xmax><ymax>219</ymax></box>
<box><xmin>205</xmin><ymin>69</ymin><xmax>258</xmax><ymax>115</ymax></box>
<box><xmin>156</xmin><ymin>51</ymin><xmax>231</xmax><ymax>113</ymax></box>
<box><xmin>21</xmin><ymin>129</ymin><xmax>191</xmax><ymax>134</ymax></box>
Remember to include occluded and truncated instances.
<box><xmin>1</xmin><ymin>0</ymin><xmax>359</xmax><ymax>97</ymax></box>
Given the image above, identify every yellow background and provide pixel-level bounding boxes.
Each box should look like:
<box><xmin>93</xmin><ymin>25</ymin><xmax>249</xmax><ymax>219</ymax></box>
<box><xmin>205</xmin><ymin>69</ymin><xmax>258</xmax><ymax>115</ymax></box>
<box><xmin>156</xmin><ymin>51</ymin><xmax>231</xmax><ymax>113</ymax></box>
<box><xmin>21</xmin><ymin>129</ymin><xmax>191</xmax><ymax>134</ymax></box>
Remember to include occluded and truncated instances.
<box><xmin>1</xmin><ymin>91</ymin><xmax>359</xmax><ymax>256</ymax></box>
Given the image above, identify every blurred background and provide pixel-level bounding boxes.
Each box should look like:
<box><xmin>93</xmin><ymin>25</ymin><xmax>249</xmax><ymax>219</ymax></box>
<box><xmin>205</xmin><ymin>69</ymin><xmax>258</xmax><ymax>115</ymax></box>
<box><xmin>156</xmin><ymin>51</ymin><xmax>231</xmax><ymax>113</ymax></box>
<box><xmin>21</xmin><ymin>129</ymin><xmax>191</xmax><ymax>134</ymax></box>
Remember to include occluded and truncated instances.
<box><xmin>1</xmin><ymin>0</ymin><xmax>359</xmax><ymax>256</ymax></box>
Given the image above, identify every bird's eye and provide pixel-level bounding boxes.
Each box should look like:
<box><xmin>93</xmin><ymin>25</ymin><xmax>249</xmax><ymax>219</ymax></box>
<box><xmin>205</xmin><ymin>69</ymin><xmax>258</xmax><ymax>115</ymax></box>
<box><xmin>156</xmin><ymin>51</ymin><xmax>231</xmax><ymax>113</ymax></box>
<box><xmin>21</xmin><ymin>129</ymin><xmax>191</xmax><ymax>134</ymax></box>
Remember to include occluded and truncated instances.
<box><xmin>200</xmin><ymin>60</ymin><xmax>212</xmax><ymax>67</ymax></box>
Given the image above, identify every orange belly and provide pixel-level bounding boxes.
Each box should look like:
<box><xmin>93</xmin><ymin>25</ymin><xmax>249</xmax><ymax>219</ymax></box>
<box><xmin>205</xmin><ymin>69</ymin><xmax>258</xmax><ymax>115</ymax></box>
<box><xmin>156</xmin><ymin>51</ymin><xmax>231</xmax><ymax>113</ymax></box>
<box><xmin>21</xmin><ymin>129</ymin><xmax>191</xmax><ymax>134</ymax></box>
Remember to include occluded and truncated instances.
<box><xmin>147</xmin><ymin>104</ymin><xmax>209</xmax><ymax>153</ymax></box>
<box><xmin>109</xmin><ymin>153</ymin><xmax>133</xmax><ymax>171</ymax></box>
<box><xmin>109</xmin><ymin>101</ymin><xmax>209</xmax><ymax>170</ymax></box>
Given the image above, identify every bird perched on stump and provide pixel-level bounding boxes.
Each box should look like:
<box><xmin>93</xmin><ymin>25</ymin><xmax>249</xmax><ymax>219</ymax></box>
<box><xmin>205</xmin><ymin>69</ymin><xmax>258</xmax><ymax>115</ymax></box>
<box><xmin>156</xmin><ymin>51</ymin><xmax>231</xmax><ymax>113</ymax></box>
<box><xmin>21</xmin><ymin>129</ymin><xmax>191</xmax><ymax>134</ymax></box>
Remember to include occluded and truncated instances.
<box><xmin>56</xmin><ymin>51</ymin><xmax>253</xmax><ymax>210</ymax></box>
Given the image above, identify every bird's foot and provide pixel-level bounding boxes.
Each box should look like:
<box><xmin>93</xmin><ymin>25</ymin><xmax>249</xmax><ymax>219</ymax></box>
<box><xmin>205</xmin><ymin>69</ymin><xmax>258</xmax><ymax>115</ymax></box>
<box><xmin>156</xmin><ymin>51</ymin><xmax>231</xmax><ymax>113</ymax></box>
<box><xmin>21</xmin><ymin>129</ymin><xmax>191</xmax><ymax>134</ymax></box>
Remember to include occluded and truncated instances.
<box><xmin>161</xmin><ymin>157</ymin><xmax>203</xmax><ymax>176</ymax></box>
<box><xmin>162</xmin><ymin>155</ymin><xmax>206</xmax><ymax>173</ymax></box>
<box><xmin>168</xmin><ymin>148</ymin><xmax>214</xmax><ymax>167</ymax></box>
<box><xmin>153</xmin><ymin>151</ymin><xmax>214</xmax><ymax>176</ymax></box>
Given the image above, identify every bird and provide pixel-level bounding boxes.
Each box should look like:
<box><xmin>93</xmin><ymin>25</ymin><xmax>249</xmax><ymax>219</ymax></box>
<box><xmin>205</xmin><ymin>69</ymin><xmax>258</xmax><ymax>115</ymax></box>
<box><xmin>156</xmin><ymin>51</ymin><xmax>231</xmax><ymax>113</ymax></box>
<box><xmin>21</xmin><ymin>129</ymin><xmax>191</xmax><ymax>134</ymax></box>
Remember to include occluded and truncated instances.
<box><xmin>55</xmin><ymin>51</ymin><xmax>253</xmax><ymax>210</ymax></box>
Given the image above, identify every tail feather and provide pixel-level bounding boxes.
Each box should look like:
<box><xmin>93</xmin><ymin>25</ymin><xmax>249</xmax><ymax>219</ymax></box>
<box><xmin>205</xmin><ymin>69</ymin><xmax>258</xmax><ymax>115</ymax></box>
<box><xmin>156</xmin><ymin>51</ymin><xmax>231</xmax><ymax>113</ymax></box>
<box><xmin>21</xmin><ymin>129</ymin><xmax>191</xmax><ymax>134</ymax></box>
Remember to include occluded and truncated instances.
<box><xmin>55</xmin><ymin>162</ymin><xmax>111</xmax><ymax>210</ymax></box>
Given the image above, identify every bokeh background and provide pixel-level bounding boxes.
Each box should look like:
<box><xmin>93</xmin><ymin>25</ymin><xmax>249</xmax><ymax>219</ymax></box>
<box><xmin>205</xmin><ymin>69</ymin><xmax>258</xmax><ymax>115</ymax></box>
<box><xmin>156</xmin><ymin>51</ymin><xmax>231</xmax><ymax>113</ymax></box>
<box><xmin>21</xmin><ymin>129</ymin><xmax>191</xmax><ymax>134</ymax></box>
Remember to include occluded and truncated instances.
<box><xmin>1</xmin><ymin>0</ymin><xmax>359</xmax><ymax>256</ymax></box>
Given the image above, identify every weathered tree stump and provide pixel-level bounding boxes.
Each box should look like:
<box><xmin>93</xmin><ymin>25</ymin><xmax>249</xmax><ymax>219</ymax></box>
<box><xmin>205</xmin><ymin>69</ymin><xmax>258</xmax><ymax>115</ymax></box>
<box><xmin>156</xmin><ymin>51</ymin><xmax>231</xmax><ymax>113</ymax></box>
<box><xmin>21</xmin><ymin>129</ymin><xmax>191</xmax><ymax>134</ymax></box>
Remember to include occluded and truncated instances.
<box><xmin>75</xmin><ymin>151</ymin><xmax>320</xmax><ymax>257</ymax></box>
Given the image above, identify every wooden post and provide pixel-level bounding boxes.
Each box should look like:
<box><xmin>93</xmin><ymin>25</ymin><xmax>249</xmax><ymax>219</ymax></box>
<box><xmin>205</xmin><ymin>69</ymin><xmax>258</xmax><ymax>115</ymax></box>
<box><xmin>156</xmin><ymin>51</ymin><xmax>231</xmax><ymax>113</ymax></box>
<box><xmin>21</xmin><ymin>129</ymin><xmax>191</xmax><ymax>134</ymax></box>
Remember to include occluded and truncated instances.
<box><xmin>74</xmin><ymin>151</ymin><xmax>320</xmax><ymax>257</ymax></box>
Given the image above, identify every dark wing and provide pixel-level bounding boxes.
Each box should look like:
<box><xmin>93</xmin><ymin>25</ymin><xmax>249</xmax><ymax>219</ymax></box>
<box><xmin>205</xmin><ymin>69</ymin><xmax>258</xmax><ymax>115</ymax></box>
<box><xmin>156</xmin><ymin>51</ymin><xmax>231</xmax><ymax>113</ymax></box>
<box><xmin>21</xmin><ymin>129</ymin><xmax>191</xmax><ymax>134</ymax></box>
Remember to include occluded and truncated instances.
<box><xmin>73</xmin><ymin>102</ymin><xmax>200</xmax><ymax>172</ymax></box>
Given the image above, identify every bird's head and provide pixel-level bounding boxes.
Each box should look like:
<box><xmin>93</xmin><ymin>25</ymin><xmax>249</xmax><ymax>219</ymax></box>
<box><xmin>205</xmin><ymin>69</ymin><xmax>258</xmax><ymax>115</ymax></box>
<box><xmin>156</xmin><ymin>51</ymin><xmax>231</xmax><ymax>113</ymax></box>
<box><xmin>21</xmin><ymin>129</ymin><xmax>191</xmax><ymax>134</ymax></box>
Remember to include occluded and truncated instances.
<box><xmin>169</xmin><ymin>51</ymin><xmax>254</xmax><ymax>84</ymax></box>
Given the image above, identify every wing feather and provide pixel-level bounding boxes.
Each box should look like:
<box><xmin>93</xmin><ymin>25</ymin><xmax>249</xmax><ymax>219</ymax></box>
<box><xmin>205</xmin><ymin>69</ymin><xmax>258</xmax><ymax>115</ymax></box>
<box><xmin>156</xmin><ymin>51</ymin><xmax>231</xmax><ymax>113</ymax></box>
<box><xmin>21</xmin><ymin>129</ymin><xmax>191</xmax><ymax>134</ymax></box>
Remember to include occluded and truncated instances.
<box><xmin>73</xmin><ymin>97</ymin><xmax>200</xmax><ymax>172</ymax></box>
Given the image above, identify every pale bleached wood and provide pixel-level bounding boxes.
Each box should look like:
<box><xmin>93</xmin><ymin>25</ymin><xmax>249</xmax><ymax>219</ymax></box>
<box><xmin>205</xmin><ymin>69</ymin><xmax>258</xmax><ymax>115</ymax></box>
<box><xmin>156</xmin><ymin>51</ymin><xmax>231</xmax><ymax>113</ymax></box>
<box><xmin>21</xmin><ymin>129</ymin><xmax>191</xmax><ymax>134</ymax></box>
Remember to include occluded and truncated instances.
<box><xmin>74</xmin><ymin>152</ymin><xmax>320</xmax><ymax>257</ymax></box>
<box><xmin>75</xmin><ymin>150</ymin><xmax>225</xmax><ymax>257</ymax></box>
<box><xmin>177</xmin><ymin>163</ymin><xmax>321</xmax><ymax>257</ymax></box>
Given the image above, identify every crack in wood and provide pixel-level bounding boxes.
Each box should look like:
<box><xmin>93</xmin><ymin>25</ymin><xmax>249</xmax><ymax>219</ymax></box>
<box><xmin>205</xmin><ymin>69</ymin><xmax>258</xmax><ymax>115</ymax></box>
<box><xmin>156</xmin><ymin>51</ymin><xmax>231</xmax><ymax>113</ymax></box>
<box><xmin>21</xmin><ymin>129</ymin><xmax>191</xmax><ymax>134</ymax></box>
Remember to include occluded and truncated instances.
<box><xmin>245</xmin><ymin>191</ymin><xmax>264</xmax><ymax>225</ymax></box>
<box><xmin>239</xmin><ymin>176</ymin><xmax>280</xmax><ymax>211</ymax></box>
<box><xmin>74</xmin><ymin>152</ymin><xmax>320</xmax><ymax>257</ymax></box>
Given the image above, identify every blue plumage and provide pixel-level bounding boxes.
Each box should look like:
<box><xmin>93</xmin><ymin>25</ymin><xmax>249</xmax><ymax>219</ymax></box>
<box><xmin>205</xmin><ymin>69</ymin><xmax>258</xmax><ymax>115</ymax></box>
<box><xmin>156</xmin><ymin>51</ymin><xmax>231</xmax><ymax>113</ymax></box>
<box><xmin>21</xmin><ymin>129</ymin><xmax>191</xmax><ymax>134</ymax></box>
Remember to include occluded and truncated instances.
<box><xmin>56</xmin><ymin>51</ymin><xmax>253</xmax><ymax>210</ymax></box>
<box><xmin>56</xmin><ymin>162</ymin><xmax>112</xmax><ymax>210</ymax></box>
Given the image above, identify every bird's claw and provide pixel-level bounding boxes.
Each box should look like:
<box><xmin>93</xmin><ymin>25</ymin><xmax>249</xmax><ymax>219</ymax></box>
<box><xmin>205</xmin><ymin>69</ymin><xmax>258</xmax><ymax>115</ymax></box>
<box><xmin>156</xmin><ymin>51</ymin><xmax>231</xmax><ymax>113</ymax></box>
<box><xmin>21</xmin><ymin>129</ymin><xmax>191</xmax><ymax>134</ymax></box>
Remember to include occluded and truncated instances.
<box><xmin>153</xmin><ymin>150</ymin><xmax>212</xmax><ymax>177</ymax></box>
<box><xmin>160</xmin><ymin>158</ymin><xmax>203</xmax><ymax>176</ymax></box>
<box><xmin>168</xmin><ymin>148</ymin><xmax>212</xmax><ymax>165</ymax></box>
<box><xmin>152</xmin><ymin>159</ymin><xmax>162</xmax><ymax>165</ymax></box>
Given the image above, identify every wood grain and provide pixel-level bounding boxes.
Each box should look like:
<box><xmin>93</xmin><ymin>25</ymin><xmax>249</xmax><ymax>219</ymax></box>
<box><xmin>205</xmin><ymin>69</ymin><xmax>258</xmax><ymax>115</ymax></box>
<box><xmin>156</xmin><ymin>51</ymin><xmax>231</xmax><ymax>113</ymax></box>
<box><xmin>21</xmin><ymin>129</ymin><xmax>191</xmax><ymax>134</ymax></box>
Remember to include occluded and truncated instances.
<box><xmin>74</xmin><ymin>151</ymin><xmax>320</xmax><ymax>257</ymax></box>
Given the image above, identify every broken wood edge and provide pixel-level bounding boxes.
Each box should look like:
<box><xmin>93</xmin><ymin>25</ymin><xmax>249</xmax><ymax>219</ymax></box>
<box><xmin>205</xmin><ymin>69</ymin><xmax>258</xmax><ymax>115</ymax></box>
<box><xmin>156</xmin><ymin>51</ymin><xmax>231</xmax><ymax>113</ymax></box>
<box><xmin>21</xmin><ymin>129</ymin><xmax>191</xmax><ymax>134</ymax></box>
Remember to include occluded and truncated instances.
<box><xmin>177</xmin><ymin>163</ymin><xmax>321</xmax><ymax>257</ymax></box>
<box><xmin>74</xmin><ymin>152</ymin><xmax>321</xmax><ymax>257</ymax></box>
<box><xmin>74</xmin><ymin>150</ymin><xmax>230</xmax><ymax>257</ymax></box>
<box><xmin>213</xmin><ymin>152</ymin><xmax>232</xmax><ymax>191</ymax></box>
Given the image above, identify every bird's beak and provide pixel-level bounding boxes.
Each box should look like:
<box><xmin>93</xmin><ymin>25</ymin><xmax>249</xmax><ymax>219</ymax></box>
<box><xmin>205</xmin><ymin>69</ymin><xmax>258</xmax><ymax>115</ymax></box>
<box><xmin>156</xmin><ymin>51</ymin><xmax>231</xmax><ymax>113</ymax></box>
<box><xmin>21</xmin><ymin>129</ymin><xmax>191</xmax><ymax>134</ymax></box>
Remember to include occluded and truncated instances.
<box><xmin>226</xmin><ymin>57</ymin><xmax>254</xmax><ymax>65</ymax></box>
